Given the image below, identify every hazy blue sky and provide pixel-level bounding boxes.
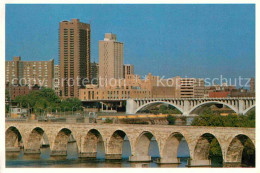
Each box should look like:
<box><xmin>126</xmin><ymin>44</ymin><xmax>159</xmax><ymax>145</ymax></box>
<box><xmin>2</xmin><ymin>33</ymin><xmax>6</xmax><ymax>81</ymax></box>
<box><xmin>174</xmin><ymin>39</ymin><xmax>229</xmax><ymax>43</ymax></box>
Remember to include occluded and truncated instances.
<box><xmin>5</xmin><ymin>4</ymin><xmax>255</xmax><ymax>79</ymax></box>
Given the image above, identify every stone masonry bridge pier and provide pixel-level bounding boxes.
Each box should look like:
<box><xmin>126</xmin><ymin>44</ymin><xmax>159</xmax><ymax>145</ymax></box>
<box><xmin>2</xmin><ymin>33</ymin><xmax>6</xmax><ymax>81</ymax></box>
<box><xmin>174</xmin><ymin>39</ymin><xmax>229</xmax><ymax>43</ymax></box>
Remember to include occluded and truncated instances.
<box><xmin>126</xmin><ymin>97</ymin><xmax>255</xmax><ymax>115</ymax></box>
<box><xmin>6</xmin><ymin>122</ymin><xmax>255</xmax><ymax>167</ymax></box>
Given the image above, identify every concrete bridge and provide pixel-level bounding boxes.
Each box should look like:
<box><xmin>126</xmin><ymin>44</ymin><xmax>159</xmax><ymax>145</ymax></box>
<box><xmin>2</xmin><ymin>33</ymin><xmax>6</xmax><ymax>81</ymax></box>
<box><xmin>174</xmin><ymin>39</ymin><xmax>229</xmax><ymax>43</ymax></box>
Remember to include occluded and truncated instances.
<box><xmin>126</xmin><ymin>97</ymin><xmax>255</xmax><ymax>115</ymax></box>
<box><xmin>6</xmin><ymin>122</ymin><xmax>255</xmax><ymax>167</ymax></box>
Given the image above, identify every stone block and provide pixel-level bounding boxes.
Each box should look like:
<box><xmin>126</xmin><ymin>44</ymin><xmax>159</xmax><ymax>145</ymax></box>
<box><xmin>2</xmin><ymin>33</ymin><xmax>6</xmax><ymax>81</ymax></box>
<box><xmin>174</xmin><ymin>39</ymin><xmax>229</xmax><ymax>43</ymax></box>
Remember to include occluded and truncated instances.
<box><xmin>24</xmin><ymin>148</ymin><xmax>41</xmax><ymax>154</ymax></box>
<box><xmin>129</xmin><ymin>155</ymin><xmax>151</xmax><ymax>162</ymax></box>
<box><xmin>223</xmin><ymin>162</ymin><xmax>242</xmax><ymax>167</ymax></box>
<box><xmin>105</xmin><ymin>154</ymin><xmax>122</xmax><ymax>160</ymax></box>
<box><xmin>6</xmin><ymin>147</ymin><xmax>20</xmax><ymax>152</ymax></box>
<box><xmin>84</xmin><ymin>117</ymin><xmax>90</xmax><ymax>123</ymax></box>
<box><xmin>66</xmin><ymin>117</ymin><xmax>77</xmax><ymax>123</ymax></box>
<box><xmin>187</xmin><ymin>159</ymin><xmax>211</xmax><ymax>167</ymax></box>
<box><xmin>50</xmin><ymin>150</ymin><xmax>67</xmax><ymax>156</ymax></box>
<box><xmin>157</xmin><ymin>157</ymin><xmax>180</xmax><ymax>164</ymax></box>
<box><xmin>78</xmin><ymin>152</ymin><xmax>97</xmax><ymax>158</ymax></box>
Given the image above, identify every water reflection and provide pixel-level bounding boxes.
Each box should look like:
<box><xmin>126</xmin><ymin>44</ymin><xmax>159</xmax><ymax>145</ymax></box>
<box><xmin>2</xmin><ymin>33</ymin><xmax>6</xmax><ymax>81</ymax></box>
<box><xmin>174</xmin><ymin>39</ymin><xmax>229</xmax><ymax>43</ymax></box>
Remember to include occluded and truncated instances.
<box><xmin>6</xmin><ymin>138</ymin><xmax>205</xmax><ymax>168</ymax></box>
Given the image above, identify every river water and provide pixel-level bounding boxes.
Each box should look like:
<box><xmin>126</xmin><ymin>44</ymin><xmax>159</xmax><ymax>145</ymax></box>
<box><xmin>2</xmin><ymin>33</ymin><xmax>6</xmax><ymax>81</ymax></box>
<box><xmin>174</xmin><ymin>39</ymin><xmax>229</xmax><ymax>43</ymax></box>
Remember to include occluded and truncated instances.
<box><xmin>6</xmin><ymin>138</ymin><xmax>222</xmax><ymax>168</ymax></box>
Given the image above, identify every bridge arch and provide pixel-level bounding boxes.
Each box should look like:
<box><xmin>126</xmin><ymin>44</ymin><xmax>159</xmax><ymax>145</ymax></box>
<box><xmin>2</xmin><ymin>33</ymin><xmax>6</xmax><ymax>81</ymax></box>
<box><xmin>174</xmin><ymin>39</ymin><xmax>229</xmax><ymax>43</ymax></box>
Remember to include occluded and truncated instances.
<box><xmin>225</xmin><ymin>134</ymin><xmax>255</xmax><ymax>166</ymax></box>
<box><xmin>134</xmin><ymin>101</ymin><xmax>184</xmax><ymax>114</ymax></box>
<box><xmin>193</xmin><ymin>133</ymin><xmax>223</xmax><ymax>163</ymax></box>
<box><xmin>187</xmin><ymin>101</ymin><xmax>238</xmax><ymax>115</ymax></box>
<box><xmin>243</xmin><ymin>105</ymin><xmax>255</xmax><ymax>115</ymax></box>
<box><xmin>25</xmin><ymin>127</ymin><xmax>49</xmax><ymax>154</ymax></box>
<box><xmin>81</xmin><ymin>129</ymin><xmax>105</xmax><ymax>157</ymax></box>
<box><xmin>107</xmin><ymin>130</ymin><xmax>131</xmax><ymax>159</ymax></box>
<box><xmin>160</xmin><ymin>132</ymin><xmax>190</xmax><ymax>163</ymax></box>
<box><xmin>51</xmin><ymin>128</ymin><xmax>78</xmax><ymax>156</ymax></box>
<box><xmin>132</xmin><ymin>131</ymin><xmax>160</xmax><ymax>160</ymax></box>
<box><xmin>5</xmin><ymin>126</ymin><xmax>23</xmax><ymax>149</ymax></box>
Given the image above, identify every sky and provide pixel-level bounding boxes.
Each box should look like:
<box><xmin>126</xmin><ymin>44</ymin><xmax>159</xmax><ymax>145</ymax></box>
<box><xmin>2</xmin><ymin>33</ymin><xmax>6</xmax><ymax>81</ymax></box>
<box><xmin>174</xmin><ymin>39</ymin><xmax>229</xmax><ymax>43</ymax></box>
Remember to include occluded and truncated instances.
<box><xmin>5</xmin><ymin>4</ymin><xmax>255</xmax><ymax>80</ymax></box>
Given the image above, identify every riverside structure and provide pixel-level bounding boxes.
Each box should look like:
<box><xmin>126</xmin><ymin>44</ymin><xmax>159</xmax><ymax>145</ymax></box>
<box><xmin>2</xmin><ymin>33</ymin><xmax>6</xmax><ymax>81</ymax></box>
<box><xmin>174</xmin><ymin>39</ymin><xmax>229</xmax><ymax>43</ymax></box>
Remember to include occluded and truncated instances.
<box><xmin>6</xmin><ymin>122</ymin><xmax>255</xmax><ymax>167</ymax></box>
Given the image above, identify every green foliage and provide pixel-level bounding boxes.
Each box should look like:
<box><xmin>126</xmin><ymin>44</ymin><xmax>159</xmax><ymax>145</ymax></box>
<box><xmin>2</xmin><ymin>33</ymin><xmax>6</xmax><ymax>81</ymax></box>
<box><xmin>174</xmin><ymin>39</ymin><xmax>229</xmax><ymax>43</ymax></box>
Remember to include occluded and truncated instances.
<box><xmin>60</xmin><ymin>97</ymin><xmax>82</xmax><ymax>111</ymax></box>
<box><xmin>144</xmin><ymin>104</ymin><xmax>182</xmax><ymax>114</ymax></box>
<box><xmin>209</xmin><ymin>138</ymin><xmax>222</xmax><ymax>158</ymax></box>
<box><xmin>15</xmin><ymin>95</ymin><xmax>29</xmax><ymax>108</ymax></box>
<box><xmin>5</xmin><ymin>89</ymin><xmax>10</xmax><ymax>101</ymax></box>
<box><xmin>167</xmin><ymin>115</ymin><xmax>176</xmax><ymax>125</ymax></box>
<box><xmin>104</xmin><ymin>118</ymin><xmax>113</xmax><ymax>123</ymax></box>
<box><xmin>191</xmin><ymin>109</ymin><xmax>255</xmax><ymax>128</ymax></box>
<box><xmin>179</xmin><ymin>116</ymin><xmax>186</xmax><ymax>121</ymax></box>
<box><xmin>244</xmin><ymin>138</ymin><xmax>255</xmax><ymax>155</ymax></box>
<box><xmin>122</xmin><ymin>118</ymin><xmax>149</xmax><ymax>124</ymax></box>
<box><xmin>5</xmin><ymin>104</ymin><xmax>9</xmax><ymax>113</ymax></box>
<box><xmin>14</xmin><ymin>88</ymin><xmax>82</xmax><ymax>114</ymax></box>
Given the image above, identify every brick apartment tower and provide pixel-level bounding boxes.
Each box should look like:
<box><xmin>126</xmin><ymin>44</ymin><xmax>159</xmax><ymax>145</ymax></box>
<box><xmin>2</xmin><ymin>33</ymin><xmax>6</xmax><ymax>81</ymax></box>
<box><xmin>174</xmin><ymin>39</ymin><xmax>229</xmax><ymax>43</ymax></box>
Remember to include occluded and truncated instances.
<box><xmin>59</xmin><ymin>19</ymin><xmax>91</xmax><ymax>98</ymax></box>
<box><xmin>5</xmin><ymin>56</ymin><xmax>54</xmax><ymax>88</ymax></box>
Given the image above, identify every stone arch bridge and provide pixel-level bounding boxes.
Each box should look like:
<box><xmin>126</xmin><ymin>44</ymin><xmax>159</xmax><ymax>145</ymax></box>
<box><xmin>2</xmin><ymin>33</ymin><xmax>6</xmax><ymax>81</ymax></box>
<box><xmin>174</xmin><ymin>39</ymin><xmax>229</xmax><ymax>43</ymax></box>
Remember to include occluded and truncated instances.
<box><xmin>126</xmin><ymin>97</ymin><xmax>255</xmax><ymax>115</ymax></box>
<box><xmin>6</xmin><ymin>122</ymin><xmax>255</xmax><ymax>167</ymax></box>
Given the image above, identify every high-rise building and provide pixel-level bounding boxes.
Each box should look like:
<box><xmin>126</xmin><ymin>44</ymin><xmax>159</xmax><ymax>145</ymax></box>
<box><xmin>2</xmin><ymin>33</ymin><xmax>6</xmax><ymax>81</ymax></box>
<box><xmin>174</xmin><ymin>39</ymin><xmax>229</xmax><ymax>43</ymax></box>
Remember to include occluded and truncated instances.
<box><xmin>59</xmin><ymin>19</ymin><xmax>91</xmax><ymax>98</ymax></box>
<box><xmin>178</xmin><ymin>78</ymin><xmax>205</xmax><ymax>98</ymax></box>
<box><xmin>53</xmin><ymin>65</ymin><xmax>60</xmax><ymax>96</ymax></box>
<box><xmin>99</xmin><ymin>33</ymin><xmax>124</xmax><ymax>81</ymax></box>
<box><xmin>5</xmin><ymin>56</ymin><xmax>54</xmax><ymax>88</ymax></box>
<box><xmin>5</xmin><ymin>56</ymin><xmax>21</xmax><ymax>85</ymax></box>
<box><xmin>91</xmin><ymin>62</ymin><xmax>99</xmax><ymax>84</ymax></box>
<box><xmin>123</xmin><ymin>64</ymin><xmax>134</xmax><ymax>78</ymax></box>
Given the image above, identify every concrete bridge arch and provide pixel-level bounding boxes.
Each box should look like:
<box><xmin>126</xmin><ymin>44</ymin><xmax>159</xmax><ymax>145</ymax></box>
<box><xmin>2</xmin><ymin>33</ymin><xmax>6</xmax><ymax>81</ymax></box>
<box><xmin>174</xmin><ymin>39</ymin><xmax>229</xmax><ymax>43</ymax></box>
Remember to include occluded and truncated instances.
<box><xmin>134</xmin><ymin>101</ymin><xmax>184</xmax><ymax>114</ymax></box>
<box><xmin>126</xmin><ymin>98</ymin><xmax>255</xmax><ymax>116</ymax></box>
<box><xmin>242</xmin><ymin>105</ymin><xmax>255</xmax><ymax>115</ymax></box>
<box><xmin>186</xmin><ymin>101</ymin><xmax>239</xmax><ymax>115</ymax></box>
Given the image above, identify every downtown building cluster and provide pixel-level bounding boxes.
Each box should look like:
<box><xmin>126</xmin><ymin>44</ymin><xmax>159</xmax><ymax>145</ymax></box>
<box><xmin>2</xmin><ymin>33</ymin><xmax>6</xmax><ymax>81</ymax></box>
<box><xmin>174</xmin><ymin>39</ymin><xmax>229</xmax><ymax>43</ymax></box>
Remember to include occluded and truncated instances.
<box><xmin>5</xmin><ymin>18</ymin><xmax>255</xmax><ymax>102</ymax></box>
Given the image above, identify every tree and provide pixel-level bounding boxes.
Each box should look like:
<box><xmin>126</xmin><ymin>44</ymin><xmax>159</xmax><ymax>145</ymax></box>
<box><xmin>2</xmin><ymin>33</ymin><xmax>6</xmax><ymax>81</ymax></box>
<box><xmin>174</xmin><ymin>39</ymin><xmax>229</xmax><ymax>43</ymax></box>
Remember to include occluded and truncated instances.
<box><xmin>15</xmin><ymin>95</ymin><xmax>29</xmax><ymax>108</ymax></box>
<box><xmin>14</xmin><ymin>88</ymin><xmax>62</xmax><ymax>114</ymax></box>
<box><xmin>5</xmin><ymin>104</ymin><xmax>9</xmax><ymax>113</ymax></box>
<box><xmin>60</xmin><ymin>97</ymin><xmax>83</xmax><ymax>112</ymax></box>
<box><xmin>39</xmin><ymin>88</ymin><xmax>60</xmax><ymax>103</ymax></box>
<box><xmin>209</xmin><ymin>138</ymin><xmax>222</xmax><ymax>158</ymax></box>
<box><xmin>5</xmin><ymin>89</ymin><xmax>10</xmax><ymax>101</ymax></box>
<box><xmin>191</xmin><ymin>110</ymin><xmax>255</xmax><ymax>128</ymax></box>
<box><xmin>104</xmin><ymin>118</ymin><xmax>113</xmax><ymax>123</ymax></box>
<box><xmin>167</xmin><ymin>115</ymin><xmax>176</xmax><ymax>125</ymax></box>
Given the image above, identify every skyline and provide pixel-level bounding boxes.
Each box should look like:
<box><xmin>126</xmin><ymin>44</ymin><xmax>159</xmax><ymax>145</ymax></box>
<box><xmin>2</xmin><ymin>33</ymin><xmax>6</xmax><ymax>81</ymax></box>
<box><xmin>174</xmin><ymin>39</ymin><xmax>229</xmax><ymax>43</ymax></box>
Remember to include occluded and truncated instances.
<box><xmin>5</xmin><ymin>4</ymin><xmax>255</xmax><ymax>79</ymax></box>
